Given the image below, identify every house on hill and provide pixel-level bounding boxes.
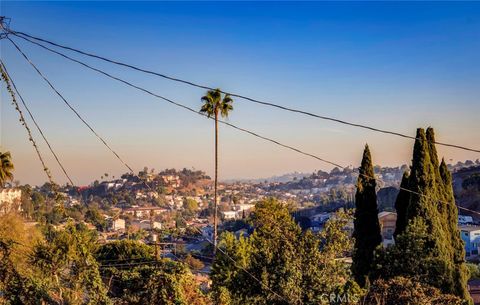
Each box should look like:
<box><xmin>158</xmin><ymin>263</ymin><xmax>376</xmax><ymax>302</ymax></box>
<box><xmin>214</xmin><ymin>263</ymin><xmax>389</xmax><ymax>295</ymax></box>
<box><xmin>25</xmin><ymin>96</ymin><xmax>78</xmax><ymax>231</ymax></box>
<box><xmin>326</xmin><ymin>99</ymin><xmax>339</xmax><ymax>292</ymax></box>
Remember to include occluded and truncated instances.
<box><xmin>378</xmin><ymin>211</ymin><xmax>397</xmax><ymax>247</ymax></box>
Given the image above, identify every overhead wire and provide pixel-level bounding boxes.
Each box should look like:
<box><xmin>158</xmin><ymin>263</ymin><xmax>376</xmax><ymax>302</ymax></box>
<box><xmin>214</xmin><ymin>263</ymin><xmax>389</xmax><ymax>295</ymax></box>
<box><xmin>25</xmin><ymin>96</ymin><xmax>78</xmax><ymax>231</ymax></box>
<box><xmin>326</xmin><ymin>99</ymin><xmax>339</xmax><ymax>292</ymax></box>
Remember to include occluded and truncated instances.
<box><xmin>8</xmin><ymin>28</ymin><xmax>480</xmax><ymax>154</ymax></box>
<box><xmin>7</xmin><ymin>36</ymin><xmax>135</xmax><ymax>175</ymax></box>
<box><xmin>0</xmin><ymin>61</ymin><xmax>75</xmax><ymax>186</ymax></box>
<box><xmin>3</xmin><ymin>27</ymin><xmax>480</xmax><ymax>302</ymax></box>
<box><xmin>8</xmin><ymin>34</ymin><xmax>480</xmax><ymax>218</ymax></box>
<box><xmin>6</xmin><ymin>37</ymin><xmax>289</xmax><ymax>302</ymax></box>
<box><xmin>7</xmin><ymin>34</ymin><xmax>343</xmax><ymax>169</ymax></box>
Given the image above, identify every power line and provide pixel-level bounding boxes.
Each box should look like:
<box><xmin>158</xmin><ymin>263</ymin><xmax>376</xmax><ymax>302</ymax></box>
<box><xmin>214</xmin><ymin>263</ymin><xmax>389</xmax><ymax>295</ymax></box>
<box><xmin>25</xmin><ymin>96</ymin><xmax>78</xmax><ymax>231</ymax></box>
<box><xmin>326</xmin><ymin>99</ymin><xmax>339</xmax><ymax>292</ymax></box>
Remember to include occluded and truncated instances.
<box><xmin>7</xmin><ymin>35</ymin><xmax>343</xmax><ymax>169</ymax></box>
<box><xmin>5</xmin><ymin>30</ymin><xmax>479</xmax><ymax>301</ymax></box>
<box><xmin>7</xmin><ymin>37</ymin><xmax>135</xmax><ymax>175</ymax></box>
<box><xmin>10</xmin><ymin>34</ymin><xmax>477</xmax><ymax>218</ymax></box>
<box><xmin>7</xmin><ymin>37</ymin><xmax>289</xmax><ymax>302</ymax></box>
<box><xmin>8</xmin><ymin>29</ymin><xmax>480</xmax><ymax>154</ymax></box>
<box><xmin>1</xmin><ymin>61</ymin><xmax>75</xmax><ymax>186</ymax></box>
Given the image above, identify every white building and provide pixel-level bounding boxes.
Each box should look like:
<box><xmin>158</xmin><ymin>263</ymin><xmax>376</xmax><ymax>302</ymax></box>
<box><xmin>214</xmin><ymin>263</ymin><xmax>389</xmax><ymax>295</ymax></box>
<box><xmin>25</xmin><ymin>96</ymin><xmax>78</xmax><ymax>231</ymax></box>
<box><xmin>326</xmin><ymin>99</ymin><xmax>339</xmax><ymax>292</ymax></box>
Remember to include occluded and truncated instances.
<box><xmin>221</xmin><ymin>211</ymin><xmax>237</xmax><ymax>220</ymax></box>
<box><xmin>0</xmin><ymin>188</ymin><xmax>22</xmax><ymax>215</ymax></box>
<box><xmin>123</xmin><ymin>206</ymin><xmax>167</xmax><ymax>218</ymax></box>
<box><xmin>108</xmin><ymin>218</ymin><xmax>125</xmax><ymax>231</ymax></box>
<box><xmin>131</xmin><ymin>219</ymin><xmax>162</xmax><ymax>231</ymax></box>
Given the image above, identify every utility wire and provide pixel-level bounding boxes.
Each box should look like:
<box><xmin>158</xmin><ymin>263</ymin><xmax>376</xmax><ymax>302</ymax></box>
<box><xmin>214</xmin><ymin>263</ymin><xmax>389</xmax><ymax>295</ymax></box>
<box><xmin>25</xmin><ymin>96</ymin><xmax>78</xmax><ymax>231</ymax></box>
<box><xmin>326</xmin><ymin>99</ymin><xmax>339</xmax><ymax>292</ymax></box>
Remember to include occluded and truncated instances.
<box><xmin>7</xmin><ymin>37</ymin><xmax>135</xmax><ymax>175</ymax></box>
<box><xmin>7</xmin><ymin>37</ymin><xmax>289</xmax><ymax>302</ymax></box>
<box><xmin>6</xmin><ymin>33</ymin><xmax>479</xmax><ymax>301</ymax></box>
<box><xmin>8</xmin><ymin>34</ymin><xmax>343</xmax><ymax>169</ymax></box>
<box><xmin>1</xmin><ymin>61</ymin><xmax>75</xmax><ymax>186</ymax></box>
<box><xmin>8</xmin><ymin>29</ymin><xmax>480</xmax><ymax>154</ymax></box>
<box><xmin>10</xmin><ymin>34</ymin><xmax>478</xmax><ymax>218</ymax></box>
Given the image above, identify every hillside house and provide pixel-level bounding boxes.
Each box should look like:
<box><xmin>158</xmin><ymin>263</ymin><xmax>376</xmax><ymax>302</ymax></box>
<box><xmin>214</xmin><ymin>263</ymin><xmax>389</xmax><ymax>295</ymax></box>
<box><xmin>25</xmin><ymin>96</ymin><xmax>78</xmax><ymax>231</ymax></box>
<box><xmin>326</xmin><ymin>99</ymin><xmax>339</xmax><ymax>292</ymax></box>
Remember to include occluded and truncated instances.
<box><xmin>378</xmin><ymin>211</ymin><xmax>397</xmax><ymax>246</ymax></box>
<box><xmin>107</xmin><ymin>218</ymin><xmax>126</xmax><ymax>231</ymax></box>
<box><xmin>123</xmin><ymin>206</ymin><xmax>167</xmax><ymax>218</ymax></box>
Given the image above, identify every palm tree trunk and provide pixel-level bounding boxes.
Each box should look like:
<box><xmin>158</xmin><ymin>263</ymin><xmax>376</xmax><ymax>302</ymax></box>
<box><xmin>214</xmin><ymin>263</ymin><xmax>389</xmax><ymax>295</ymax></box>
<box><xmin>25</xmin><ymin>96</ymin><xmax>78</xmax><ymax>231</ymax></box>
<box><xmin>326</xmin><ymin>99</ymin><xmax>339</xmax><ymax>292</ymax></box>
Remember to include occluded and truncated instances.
<box><xmin>214</xmin><ymin>110</ymin><xmax>219</xmax><ymax>251</ymax></box>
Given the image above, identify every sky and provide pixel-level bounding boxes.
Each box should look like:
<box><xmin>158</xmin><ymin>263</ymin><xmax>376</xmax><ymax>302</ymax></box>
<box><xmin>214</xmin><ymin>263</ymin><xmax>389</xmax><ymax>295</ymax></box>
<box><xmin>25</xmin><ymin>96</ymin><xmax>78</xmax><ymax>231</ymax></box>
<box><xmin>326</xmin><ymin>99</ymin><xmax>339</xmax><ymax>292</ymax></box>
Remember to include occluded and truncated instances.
<box><xmin>0</xmin><ymin>1</ymin><xmax>479</xmax><ymax>186</ymax></box>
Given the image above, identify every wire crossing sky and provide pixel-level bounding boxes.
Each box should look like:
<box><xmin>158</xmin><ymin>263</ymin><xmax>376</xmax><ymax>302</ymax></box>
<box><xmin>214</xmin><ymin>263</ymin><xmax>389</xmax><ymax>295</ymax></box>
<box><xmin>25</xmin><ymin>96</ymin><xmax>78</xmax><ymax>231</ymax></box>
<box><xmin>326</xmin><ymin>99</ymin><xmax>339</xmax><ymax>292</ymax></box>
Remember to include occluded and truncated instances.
<box><xmin>1</xmin><ymin>2</ymin><xmax>479</xmax><ymax>185</ymax></box>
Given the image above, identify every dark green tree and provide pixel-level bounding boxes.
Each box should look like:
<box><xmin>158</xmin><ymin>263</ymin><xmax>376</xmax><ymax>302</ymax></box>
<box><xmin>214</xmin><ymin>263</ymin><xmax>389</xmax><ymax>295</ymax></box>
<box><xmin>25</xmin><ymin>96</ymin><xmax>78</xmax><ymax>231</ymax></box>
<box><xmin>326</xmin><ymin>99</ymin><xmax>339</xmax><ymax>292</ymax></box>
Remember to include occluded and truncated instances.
<box><xmin>393</xmin><ymin>171</ymin><xmax>410</xmax><ymax>239</ymax></box>
<box><xmin>352</xmin><ymin>144</ymin><xmax>382</xmax><ymax>287</ymax></box>
<box><xmin>375</xmin><ymin>128</ymin><xmax>471</xmax><ymax>303</ymax></box>
<box><xmin>440</xmin><ymin>156</ymin><xmax>470</xmax><ymax>300</ymax></box>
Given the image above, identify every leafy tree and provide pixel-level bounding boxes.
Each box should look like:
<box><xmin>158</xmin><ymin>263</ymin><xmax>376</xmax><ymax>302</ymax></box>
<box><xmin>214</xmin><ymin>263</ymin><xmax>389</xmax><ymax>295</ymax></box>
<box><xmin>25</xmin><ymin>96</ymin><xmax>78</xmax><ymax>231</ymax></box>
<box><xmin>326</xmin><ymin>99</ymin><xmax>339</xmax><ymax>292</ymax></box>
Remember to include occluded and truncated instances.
<box><xmin>85</xmin><ymin>206</ymin><xmax>107</xmax><ymax>231</ymax></box>
<box><xmin>352</xmin><ymin>145</ymin><xmax>382</xmax><ymax>287</ymax></box>
<box><xmin>301</xmin><ymin>210</ymin><xmax>361</xmax><ymax>305</ymax></box>
<box><xmin>184</xmin><ymin>253</ymin><xmax>205</xmax><ymax>271</ymax></box>
<box><xmin>0</xmin><ymin>239</ymin><xmax>53</xmax><ymax>305</ymax></box>
<box><xmin>211</xmin><ymin>199</ymin><xmax>359</xmax><ymax>305</ymax></box>
<box><xmin>183</xmin><ymin>198</ymin><xmax>199</xmax><ymax>216</ymax></box>
<box><xmin>0</xmin><ymin>150</ymin><xmax>14</xmax><ymax>187</ymax></box>
<box><xmin>210</xmin><ymin>232</ymin><xmax>253</xmax><ymax>305</ymax></box>
<box><xmin>96</xmin><ymin>239</ymin><xmax>154</xmax><ymax>263</ymax></box>
<box><xmin>31</xmin><ymin>222</ymin><xmax>111</xmax><ymax>304</ymax></box>
<box><xmin>200</xmin><ymin>88</ymin><xmax>234</xmax><ymax>247</ymax></box>
<box><xmin>97</xmin><ymin>241</ymin><xmax>209</xmax><ymax>304</ymax></box>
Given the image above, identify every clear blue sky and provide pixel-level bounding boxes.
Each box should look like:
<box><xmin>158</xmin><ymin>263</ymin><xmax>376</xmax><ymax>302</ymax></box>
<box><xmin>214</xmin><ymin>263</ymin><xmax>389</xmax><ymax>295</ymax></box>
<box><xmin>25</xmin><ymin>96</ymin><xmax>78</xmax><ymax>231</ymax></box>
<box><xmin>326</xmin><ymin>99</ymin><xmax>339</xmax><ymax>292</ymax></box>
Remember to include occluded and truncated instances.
<box><xmin>1</xmin><ymin>1</ymin><xmax>479</xmax><ymax>186</ymax></box>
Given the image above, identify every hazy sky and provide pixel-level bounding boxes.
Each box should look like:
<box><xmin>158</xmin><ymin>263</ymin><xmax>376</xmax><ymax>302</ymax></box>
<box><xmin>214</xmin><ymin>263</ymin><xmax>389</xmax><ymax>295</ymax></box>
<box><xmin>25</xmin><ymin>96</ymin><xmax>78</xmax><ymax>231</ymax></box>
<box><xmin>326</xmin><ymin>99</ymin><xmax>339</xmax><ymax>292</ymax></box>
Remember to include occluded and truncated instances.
<box><xmin>1</xmin><ymin>1</ymin><xmax>479</xmax><ymax>186</ymax></box>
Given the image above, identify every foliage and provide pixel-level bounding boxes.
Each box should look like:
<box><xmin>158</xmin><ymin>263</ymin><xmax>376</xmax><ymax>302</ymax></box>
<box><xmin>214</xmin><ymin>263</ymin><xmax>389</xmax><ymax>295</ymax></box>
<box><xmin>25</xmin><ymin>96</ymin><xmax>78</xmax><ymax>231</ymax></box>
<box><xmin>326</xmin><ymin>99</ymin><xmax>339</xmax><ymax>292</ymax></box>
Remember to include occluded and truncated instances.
<box><xmin>184</xmin><ymin>253</ymin><xmax>205</xmax><ymax>271</ymax></box>
<box><xmin>31</xmin><ymin>222</ymin><xmax>111</xmax><ymax>305</ymax></box>
<box><xmin>466</xmin><ymin>263</ymin><xmax>480</xmax><ymax>280</ymax></box>
<box><xmin>382</xmin><ymin>128</ymin><xmax>470</xmax><ymax>302</ymax></box>
<box><xmin>361</xmin><ymin>276</ymin><xmax>463</xmax><ymax>305</ymax></box>
<box><xmin>393</xmin><ymin>171</ymin><xmax>410</xmax><ymax>239</ymax></box>
<box><xmin>1</xmin><ymin>220</ymin><xmax>110</xmax><ymax>305</ymax></box>
<box><xmin>97</xmin><ymin>240</ymin><xmax>209</xmax><ymax>305</ymax></box>
<box><xmin>183</xmin><ymin>198</ymin><xmax>199</xmax><ymax>217</ymax></box>
<box><xmin>96</xmin><ymin>239</ymin><xmax>154</xmax><ymax>263</ymax></box>
<box><xmin>352</xmin><ymin>145</ymin><xmax>382</xmax><ymax>287</ymax></box>
<box><xmin>211</xmin><ymin>198</ymin><xmax>359</xmax><ymax>305</ymax></box>
<box><xmin>200</xmin><ymin>88</ymin><xmax>234</xmax><ymax>119</ymax></box>
<box><xmin>0</xmin><ymin>150</ymin><xmax>14</xmax><ymax>187</ymax></box>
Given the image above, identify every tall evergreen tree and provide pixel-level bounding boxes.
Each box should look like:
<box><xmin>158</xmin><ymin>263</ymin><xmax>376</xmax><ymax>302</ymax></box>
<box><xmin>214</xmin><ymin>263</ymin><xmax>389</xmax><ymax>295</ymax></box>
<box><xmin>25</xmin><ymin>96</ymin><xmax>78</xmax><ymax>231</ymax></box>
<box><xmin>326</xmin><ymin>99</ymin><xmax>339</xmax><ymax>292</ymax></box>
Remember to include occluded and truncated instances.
<box><xmin>352</xmin><ymin>144</ymin><xmax>382</xmax><ymax>287</ymax></box>
<box><xmin>393</xmin><ymin>171</ymin><xmax>410</xmax><ymax>239</ymax></box>
<box><xmin>385</xmin><ymin>127</ymin><xmax>471</xmax><ymax>303</ymax></box>
<box><xmin>440</xmin><ymin>156</ymin><xmax>470</xmax><ymax>300</ymax></box>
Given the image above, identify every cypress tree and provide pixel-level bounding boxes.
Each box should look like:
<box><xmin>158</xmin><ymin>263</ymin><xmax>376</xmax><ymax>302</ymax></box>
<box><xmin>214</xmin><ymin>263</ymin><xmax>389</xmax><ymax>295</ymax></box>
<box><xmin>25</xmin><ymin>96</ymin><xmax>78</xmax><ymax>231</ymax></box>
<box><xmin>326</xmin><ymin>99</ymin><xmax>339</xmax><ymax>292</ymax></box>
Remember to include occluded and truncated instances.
<box><xmin>393</xmin><ymin>171</ymin><xmax>410</xmax><ymax>240</ymax></box>
<box><xmin>440</xmin><ymin>157</ymin><xmax>470</xmax><ymax>301</ymax></box>
<box><xmin>352</xmin><ymin>144</ymin><xmax>382</xmax><ymax>287</ymax></box>
<box><xmin>401</xmin><ymin>128</ymin><xmax>471</xmax><ymax>303</ymax></box>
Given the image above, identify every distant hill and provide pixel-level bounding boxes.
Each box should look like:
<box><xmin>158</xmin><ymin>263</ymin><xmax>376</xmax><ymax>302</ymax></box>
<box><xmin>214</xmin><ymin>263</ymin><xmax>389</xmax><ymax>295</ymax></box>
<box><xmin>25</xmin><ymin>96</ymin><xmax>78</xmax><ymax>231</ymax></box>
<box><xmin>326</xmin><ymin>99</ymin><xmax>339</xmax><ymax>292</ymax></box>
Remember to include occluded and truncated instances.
<box><xmin>223</xmin><ymin>172</ymin><xmax>311</xmax><ymax>184</ymax></box>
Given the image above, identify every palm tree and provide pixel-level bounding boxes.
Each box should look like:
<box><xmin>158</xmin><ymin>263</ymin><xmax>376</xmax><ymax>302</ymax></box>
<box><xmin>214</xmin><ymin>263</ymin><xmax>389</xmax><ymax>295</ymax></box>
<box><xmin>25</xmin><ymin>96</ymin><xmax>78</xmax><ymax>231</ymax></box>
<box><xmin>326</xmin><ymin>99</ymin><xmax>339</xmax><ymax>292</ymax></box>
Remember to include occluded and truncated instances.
<box><xmin>200</xmin><ymin>88</ymin><xmax>233</xmax><ymax>248</ymax></box>
<box><xmin>0</xmin><ymin>151</ymin><xmax>14</xmax><ymax>188</ymax></box>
